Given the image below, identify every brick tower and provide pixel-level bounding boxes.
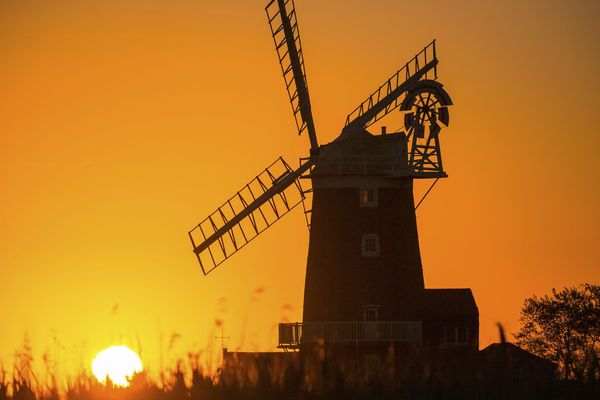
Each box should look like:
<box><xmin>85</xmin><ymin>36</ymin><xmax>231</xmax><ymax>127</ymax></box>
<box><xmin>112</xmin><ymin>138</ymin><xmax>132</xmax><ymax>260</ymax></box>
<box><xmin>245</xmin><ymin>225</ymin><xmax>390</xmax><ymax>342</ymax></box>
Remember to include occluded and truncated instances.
<box><xmin>303</xmin><ymin>130</ymin><xmax>425</xmax><ymax>325</ymax></box>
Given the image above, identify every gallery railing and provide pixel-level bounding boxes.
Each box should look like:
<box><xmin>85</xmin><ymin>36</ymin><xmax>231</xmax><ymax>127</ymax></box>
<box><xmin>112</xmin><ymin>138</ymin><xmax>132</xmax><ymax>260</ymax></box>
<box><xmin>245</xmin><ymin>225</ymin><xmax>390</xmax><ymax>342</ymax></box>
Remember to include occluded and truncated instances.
<box><xmin>278</xmin><ymin>321</ymin><xmax>422</xmax><ymax>349</ymax></box>
<box><xmin>302</xmin><ymin>155</ymin><xmax>408</xmax><ymax>176</ymax></box>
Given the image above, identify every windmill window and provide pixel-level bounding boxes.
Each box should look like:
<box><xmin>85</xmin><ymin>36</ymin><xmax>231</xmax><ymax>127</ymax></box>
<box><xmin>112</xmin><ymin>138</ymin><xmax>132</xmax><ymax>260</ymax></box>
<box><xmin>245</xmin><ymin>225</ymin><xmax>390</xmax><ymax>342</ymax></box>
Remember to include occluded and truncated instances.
<box><xmin>362</xmin><ymin>305</ymin><xmax>380</xmax><ymax>321</ymax></box>
<box><xmin>443</xmin><ymin>327</ymin><xmax>469</xmax><ymax>345</ymax></box>
<box><xmin>360</xmin><ymin>188</ymin><xmax>378</xmax><ymax>207</ymax></box>
<box><xmin>361</xmin><ymin>234</ymin><xmax>379</xmax><ymax>256</ymax></box>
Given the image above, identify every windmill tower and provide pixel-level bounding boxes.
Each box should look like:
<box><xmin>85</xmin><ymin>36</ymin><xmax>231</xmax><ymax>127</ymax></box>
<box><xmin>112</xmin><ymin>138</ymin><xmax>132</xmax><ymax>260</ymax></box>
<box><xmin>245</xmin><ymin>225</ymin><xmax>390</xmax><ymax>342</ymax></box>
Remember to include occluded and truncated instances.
<box><xmin>189</xmin><ymin>0</ymin><xmax>477</xmax><ymax>360</ymax></box>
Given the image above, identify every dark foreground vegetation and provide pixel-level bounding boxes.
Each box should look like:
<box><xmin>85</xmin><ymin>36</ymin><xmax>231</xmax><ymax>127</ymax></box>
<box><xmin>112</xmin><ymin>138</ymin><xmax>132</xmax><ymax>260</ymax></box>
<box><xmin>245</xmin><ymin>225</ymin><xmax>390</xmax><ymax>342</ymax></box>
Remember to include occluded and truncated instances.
<box><xmin>2</xmin><ymin>284</ymin><xmax>597</xmax><ymax>399</ymax></box>
<box><xmin>2</xmin><ymin>352</ymin><xmax>599</xmax><ymax>400</ymax></box>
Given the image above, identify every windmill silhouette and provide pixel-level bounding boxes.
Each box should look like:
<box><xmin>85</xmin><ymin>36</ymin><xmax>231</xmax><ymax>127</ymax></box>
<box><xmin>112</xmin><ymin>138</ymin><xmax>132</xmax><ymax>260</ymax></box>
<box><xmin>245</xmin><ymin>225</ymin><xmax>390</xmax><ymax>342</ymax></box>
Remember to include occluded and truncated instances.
<box><xmin>189</xmin><ymin>0</ymin><xmax>477</xmax><ymax>357</ymax></box>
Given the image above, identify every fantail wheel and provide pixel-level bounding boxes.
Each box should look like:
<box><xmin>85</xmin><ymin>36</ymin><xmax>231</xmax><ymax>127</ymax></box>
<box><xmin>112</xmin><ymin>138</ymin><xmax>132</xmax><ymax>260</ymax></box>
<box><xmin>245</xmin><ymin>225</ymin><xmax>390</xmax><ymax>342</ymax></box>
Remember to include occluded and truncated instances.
<box><xmin>400</xmin><ymin>80</ymin><xmax>452</xmax><ymax>140</ymax></box>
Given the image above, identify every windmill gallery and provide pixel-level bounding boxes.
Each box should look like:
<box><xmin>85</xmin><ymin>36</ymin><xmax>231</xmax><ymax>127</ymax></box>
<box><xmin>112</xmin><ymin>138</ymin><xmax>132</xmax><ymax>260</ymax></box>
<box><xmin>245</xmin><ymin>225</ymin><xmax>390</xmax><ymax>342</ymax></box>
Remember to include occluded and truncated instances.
<box><xmin>188</xmin><ymin>0</ymin><xmax>477</xmax><ymax>380</ymax></box>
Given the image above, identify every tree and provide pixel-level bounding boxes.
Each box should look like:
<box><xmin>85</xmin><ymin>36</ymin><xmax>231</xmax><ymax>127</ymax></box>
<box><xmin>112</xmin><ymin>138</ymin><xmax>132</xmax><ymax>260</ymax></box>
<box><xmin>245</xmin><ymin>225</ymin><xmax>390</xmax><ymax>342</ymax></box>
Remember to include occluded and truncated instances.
<box><xmin>514</xmin><ymin>283</ymin><xmax>600</xmax><ymax>380</ymax></box>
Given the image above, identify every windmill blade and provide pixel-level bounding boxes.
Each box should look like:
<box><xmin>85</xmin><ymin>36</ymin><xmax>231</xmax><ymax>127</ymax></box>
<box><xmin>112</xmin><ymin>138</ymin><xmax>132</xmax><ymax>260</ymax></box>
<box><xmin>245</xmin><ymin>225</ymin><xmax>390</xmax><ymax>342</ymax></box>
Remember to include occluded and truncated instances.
<box><xmin>189</xmin><ymin>157</ymin><xmax>314</xmax><ymax>275</ymax></box>
<box><xmin>266</xmin><ymin>0</ymin><xmax>318</xmax><ymax>152</ymax></box>
<box><xmin>344</xmin><ymin>40</ymin><xmax>439</xmax><ymax>134</ymax></box>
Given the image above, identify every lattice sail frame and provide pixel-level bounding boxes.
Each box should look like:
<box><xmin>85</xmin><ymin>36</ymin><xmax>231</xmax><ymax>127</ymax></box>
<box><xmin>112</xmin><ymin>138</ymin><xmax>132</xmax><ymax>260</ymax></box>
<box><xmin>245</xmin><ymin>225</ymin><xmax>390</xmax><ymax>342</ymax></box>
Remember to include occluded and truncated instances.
<box><xmin>344</xmin><ymin>40</ymin><xmax>438</xmax><ymax>133</ymax></box>
<box><xmin>266</xmin><ymin>0</ymin><xmax>318</xmax><ymax>151</ymax></box>
<box><xmin>189</xmin><ymin>157</ymin><xmax>311</xmax><ymax>275</ymax></box>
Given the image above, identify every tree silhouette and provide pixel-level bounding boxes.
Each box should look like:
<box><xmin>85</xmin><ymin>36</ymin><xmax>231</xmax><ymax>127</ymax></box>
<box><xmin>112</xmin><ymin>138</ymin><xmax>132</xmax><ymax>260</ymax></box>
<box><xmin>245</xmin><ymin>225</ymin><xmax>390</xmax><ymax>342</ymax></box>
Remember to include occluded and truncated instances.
<box><xmin>514</xmin><ymin>283</ymin><xmax>599</xmax><ymax>380</ymax></box>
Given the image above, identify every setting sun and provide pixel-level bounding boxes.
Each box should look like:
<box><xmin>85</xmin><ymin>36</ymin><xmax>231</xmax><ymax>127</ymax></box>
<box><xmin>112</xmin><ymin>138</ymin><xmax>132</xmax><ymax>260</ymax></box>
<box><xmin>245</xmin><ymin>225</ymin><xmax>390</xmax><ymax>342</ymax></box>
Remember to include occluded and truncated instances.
<box><xmin>92</xmin><ymin>346</ymin><xmax>143</xmax><ymax>387</ymax></box>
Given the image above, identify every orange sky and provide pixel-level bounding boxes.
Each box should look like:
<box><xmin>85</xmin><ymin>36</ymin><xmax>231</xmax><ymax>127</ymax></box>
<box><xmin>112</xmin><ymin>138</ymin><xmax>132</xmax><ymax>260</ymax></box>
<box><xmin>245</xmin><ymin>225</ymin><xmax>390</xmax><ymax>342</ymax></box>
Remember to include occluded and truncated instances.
<box><xmin>1</xmin><ymin>0</ymin><xmax>599</xmax><ymax>381</ymax></box>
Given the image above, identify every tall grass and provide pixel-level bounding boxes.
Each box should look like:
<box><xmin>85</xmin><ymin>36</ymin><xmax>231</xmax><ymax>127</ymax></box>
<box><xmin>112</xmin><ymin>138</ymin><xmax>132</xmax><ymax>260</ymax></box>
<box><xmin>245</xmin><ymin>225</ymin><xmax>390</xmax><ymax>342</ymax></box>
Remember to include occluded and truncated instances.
<box><xmin>1</xmin><ymin>341</ymin><xmax>598</xmax><ymax>400</ymax></box>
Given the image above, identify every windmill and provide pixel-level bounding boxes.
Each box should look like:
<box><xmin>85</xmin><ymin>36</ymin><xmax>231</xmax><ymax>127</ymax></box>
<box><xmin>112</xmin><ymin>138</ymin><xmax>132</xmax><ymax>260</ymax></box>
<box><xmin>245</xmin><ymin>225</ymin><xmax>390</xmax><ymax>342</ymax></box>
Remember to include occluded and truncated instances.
<box><xmin>188</xmin><ymin>0</ymin><xmax>472</xmax><ymax>354</ymax></box>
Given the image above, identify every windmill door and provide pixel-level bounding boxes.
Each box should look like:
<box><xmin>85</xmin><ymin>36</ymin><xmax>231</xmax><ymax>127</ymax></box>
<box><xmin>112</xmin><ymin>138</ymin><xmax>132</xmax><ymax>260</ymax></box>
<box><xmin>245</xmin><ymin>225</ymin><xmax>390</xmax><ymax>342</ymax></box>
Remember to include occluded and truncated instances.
<box><xmin>362</xmin><ymin>305</ymin><xmax>379</xmax><ymax>341</ymax></box>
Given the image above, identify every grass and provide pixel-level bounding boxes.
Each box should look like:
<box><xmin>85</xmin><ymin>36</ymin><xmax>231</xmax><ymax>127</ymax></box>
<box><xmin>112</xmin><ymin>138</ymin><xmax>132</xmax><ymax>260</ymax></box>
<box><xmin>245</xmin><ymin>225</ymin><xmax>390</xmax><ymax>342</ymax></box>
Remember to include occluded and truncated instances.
<box><xmin>2</xmin><ymin>341</ymin><xmax>599</xmax><ymax>400</ymax></box>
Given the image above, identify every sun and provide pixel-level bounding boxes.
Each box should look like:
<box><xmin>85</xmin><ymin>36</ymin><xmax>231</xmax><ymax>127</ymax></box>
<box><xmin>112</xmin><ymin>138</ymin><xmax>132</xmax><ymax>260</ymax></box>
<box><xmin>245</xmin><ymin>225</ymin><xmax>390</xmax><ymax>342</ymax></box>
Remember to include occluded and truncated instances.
<box><xmin>92</xmin><ymin>346</ymin><xmax>143</xmax><ymax>387</ymax></box>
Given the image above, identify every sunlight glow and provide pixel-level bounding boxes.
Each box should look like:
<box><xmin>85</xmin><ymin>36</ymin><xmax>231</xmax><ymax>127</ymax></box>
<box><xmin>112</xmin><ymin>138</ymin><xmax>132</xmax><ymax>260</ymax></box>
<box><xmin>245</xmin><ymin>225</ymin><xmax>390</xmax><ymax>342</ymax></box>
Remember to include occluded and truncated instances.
<box><xmin>92</xmin><ymin>346</ymin><xmax>143</xmax><ymax>387</ymax></box>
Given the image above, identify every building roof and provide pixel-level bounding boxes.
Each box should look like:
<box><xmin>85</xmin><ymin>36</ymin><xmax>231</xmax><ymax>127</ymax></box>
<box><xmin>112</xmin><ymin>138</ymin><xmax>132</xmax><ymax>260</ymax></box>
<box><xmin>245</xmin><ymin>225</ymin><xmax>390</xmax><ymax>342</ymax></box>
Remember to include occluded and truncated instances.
<box><xmin>423</xmin><ymin>288</ymin><xmax>478</xmax><ymax>317</ymax></box>
<box><xmin>480</xmin><ymin>342</ymin><xmax>557</xmax><ymax>370</ymax></box>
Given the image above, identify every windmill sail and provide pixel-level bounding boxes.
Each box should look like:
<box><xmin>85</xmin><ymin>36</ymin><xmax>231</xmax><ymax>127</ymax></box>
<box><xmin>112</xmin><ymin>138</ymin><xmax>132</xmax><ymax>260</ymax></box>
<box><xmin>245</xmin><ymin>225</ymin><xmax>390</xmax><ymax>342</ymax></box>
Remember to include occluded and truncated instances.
<box><xmin>344</xmin><ymin>40</ymin><xmax>438</xmax><ymax>133</ymax></box>
<box><xmin>266</xmin><ymin>0</ymin><xmax>318</xmax><ymax>152</ymax></box>
<box><xmin>189</xmin><ymin>157</ymin><xmax>313</xmax><ymax>275</ymax></box>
